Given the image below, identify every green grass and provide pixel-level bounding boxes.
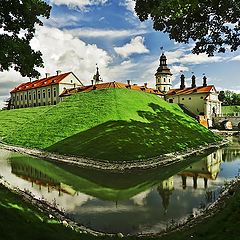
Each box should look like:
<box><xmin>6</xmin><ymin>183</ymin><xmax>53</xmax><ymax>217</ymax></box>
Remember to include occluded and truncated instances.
<box><xmin>0</xmin><ymin>184</ymin><xmax>94</xmax><ymax>240</ymax></box>
<box><xmin>0</xmin><ymin>89</ymin><xmax>221</xmax><ymax>161</ymax></box>
<box><xmin>222</xmin><ymin>105</ymin><xmax>240</xmax><ymax>114</ymax></box>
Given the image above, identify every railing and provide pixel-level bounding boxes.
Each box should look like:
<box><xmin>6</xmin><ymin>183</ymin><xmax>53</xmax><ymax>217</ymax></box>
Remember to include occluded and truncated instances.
<box><xmin>216</xmin><ymin>112</ymin><xmax>240</xmax><ymax>117</ymax></box>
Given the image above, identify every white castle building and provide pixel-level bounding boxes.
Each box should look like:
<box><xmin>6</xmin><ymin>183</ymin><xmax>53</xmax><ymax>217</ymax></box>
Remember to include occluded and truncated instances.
<box><xmin>10</xmin><ymin>72</ymin><xmax>83</xmax><ymax>109</ymax></box>
<box><xmin>155</xmin><ymin>53</ymin><xmax>222</xmax><ymax>124</ymax></box>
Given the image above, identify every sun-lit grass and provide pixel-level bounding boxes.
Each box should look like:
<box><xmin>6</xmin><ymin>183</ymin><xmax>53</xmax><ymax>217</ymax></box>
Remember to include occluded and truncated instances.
<box><xmin>0</xmin><ymin>184</ymin><xmax>91</xmax><ymax>240</ymax></box>
<box><xmin>222</xmin><ymin>105</ymin><xmax>240</xmax><ymax>114</ymax></box>
<box><xmin>0</xmin><ymin>89</ymin><xmax>221</xmax><ymax>161</ymax></box>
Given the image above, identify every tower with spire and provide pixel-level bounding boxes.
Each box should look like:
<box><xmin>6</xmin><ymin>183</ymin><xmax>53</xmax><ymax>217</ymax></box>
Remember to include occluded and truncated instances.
<box><xmin>155</xmin><ymin>53</ymin><xmax>173</xmax><ymax>93</ymax></box>
<box><xmin>92</xmin><ymin>64</ymin><xmax>103</xmax><ymax>85</ymax></box>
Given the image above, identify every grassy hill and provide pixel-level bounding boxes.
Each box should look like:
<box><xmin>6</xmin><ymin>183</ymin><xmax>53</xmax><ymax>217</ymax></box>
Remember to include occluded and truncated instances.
<box><xmin>222</xmin><ymin>105</ymin><xmax>240</xmax><ymax>114</ymax></box>
<box><xmin>0</xmin><ymin>89</ymin><xmax>221</xmax><ymax>161</ymax></box>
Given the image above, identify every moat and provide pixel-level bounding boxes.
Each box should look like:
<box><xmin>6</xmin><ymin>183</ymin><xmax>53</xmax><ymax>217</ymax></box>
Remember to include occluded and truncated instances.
<box><xmin>0</xmin><ymin>137</ymin><xmax>239</xmax><ymax>234</ymax></box>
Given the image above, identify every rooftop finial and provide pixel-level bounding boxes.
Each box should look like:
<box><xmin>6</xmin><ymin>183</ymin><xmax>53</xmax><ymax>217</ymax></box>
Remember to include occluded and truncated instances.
<box><xmin>92</xmin><ymin>64</ymin><xmax>102</xmax><ymax>84</ymax></box>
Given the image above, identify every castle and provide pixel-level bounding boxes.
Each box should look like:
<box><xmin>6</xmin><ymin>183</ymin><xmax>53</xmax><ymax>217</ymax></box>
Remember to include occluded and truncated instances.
<box><xmin>9</xmin><ymin>52</ymin><xmax>221</xmax><ymax>127</ymax></box>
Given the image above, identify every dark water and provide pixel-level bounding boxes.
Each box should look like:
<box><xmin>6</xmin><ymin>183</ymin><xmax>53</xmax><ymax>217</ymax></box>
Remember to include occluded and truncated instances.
<box><xmin>0</xmin><ymin>137</ymin><xmax>240</xmax><ymax>234</ymax></box>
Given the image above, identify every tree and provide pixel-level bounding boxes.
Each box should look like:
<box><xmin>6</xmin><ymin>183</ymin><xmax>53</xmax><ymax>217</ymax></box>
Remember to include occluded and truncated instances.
<box><xmin>0</xmin><ymin>0</ymin><xmax>51</xmax><ymax>78</ymax></box>
<box><xmin>218</xmin><ymin>90</ymin><xmax>226</xmax><ymax>103</ymax></box>
<box><xmin>134</xmin><ymin>0</ymin><xmax>240</xmax><ymax>56</ymax></box>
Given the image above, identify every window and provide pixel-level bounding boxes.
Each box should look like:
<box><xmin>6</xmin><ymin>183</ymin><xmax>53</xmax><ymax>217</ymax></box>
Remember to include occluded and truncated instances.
<box><xmin>200</xmin><ymin>96</ymin><xmax>203</xmax><ymax>99</ymax></box>
<box><xmin>71</xmin><ymin>80</ymin><xmax>73</xmax><ymax>83</ymax></box>
<box><xmin>164</xmin><ymin>78</ymin><xmax>166</xmax><ymax>82</ymax></box>
<box><xmin>169</xmin><ymin>99</ymin><xmax>173</xmax><ymax>103</ymax></box>
<box><xmin>48</xmin><ymin>89</ymin><xmax>51</xmax><ymax>98</ymax></box>
<box><xmin>164</xmin><ymin>87</ymin><xmax>166</xmax><ymax>91</ymax></box>
<box><xmin>29</xmin><ymin>94</ymin><xmax>31</xmax><ymax>100</ymax></box>
<box><xmin>182</xmin><ymin>98</ymin><xmax>185</xmax><ymax>100</ymax></box>
<box><xmin>54</xmin><ymin>101</ymin><xmax>56</xmax><ymax>105</ymax></box>
<box><xmin>189</xmin><ymin>97</ymin><xmax>191</xmax><ymax>100</ymax></box>
<box><xmin>24</xmin><ymin>95</ymin><xmax>27</xmax><ymax>100</ymax></box>
<box><xmin>38</xmin><ymin>91</ymin><xmax>41</xmax><ymax>99</ymax></box>
<box><xmin>20</xmin><ymin>95</ymin><xmax>23</xmax><ymax>101</ymax></box>
<box><xmin>169</xmin><ymin>79</ymin><xmax>171</xmax><ymax>83</ymax></box>
<box><xmin>17</xmin><ymin>96</ymin><xmax>19</xmax><ymax>101</ymax></box>
<box><xmin>43</xmin><ymin>90</ymin><xmax>46</xmax><ymax>99</ymax></box>
<box><xmin>53</xmin><ymin>88</ymin><xmax>56</xmax><ymax>97</ymax></box>
<box><xmin>33</xmin><ymin>93</ymin><xmax>36</xmax><ymax>100</ymax></box>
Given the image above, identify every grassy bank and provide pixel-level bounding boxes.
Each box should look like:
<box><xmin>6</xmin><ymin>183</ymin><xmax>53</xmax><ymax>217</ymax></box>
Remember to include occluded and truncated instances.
<box><xmin>0</xmin><ymin>184</ymin><xmax>93</xmax><ymax>240</ymax></box>
<box><xmin>1</xmin><ymin>180</ymin><xmax>239</xmax><ymax>240</ymax></box>
<box><xmin>222</xmin><ymin>105</ymin><xmax>240</xmax><ymax>114</ymax></box>
<box><xmin>0</xmin><ymin>89</ymin><xmax>221</xmax><ymax>161</ymax></box>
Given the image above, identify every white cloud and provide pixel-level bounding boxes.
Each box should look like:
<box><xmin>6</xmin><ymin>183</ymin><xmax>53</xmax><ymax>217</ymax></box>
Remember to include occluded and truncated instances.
<box><xmin>30</xmin><ymin>25</ymin><xmax>112</xmax><ymax>85</ymax></box>
<box><xmin>120</xmin><ymin>0</ymin><xmax>135</xmax><ymax>13</ymax></box>
<box><xmin>181</xmin><ymin>54</ymin><xmax>224</xmax><ymax>65</ymax></box>
<box><xmin>114</xmin><ymin>36</ymin><xmax>149</xmax><ymax>58</ymax></box>
<box><xmin>230</xmin><ymin>55</ymin><xmax>240</xmax><ymax>61</ymax></box>
<box><xmin>68</xmin><ymin>28</ymin><xmax>147</xmax><ymax>39</ymax></box>
<box><xmin>165</xmin><ymin>49</ymin><xmax>225</xmax><ymax>65</ymax></box>
<box><xmin>48</xmin><ymin>0</ymin><xmax>108</xmax><ymax>9</ymax></box>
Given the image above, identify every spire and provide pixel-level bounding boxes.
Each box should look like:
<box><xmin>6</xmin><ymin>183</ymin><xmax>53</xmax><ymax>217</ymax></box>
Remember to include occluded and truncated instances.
<box><xmin>180</xmin><ymin>74</ymin><xmax>186</xmax><ymax>89</ymax></box>
<box><xmin>92</xmin><ymin>64</ymin><xmax>103</xmax><ymax>84</ymax></box>
<box><xmin>160</xmin><ymin>53</ymin><xmax>167</xmax><ymax>66</ymax></box>
<box><xmin>156</xmin><ymin>52</ymin><xmax>172</xmax><ymax>76</ymax></box>
<box><xmin>203</xmin><ymin>75</ymin><xmax>207</xmax><ymax>87</ymax></box>
<box><xmin>191</xmin><ymin>75</ymin><xmax>196</xmax><ymax>88</ymax></box>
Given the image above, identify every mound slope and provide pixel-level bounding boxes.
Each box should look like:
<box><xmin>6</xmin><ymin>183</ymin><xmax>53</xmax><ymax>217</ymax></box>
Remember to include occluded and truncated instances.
<box><xmin>0</xmin><ymin>89</ymin><xmax>220</xmax><ymax>161</ymax></box>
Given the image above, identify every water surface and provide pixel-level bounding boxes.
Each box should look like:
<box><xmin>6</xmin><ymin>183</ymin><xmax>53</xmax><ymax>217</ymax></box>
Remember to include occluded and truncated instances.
<box><xmin>0</xmin><ymin>137</ymin><xmax>239</xmax><ymax>234</ymax></box>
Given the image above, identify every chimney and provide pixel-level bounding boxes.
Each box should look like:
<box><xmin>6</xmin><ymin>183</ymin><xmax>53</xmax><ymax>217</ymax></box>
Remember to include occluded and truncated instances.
<box><xmin>127</xmin><ymin>80</ymin><xmax>131</xmax><ymax>85</ymax></box>
<box><xmin>56</xmin><ymin>70</ymin><xmax>62</xmax><ymax>76</ymax></box>
<box><xmin>203</xmin><ymin>76</ymin><xmax>207</xmax><ymax>87</ymax></box>
<box><xmin>191</xmin><ymin>75</ymin><xmax>196</xmax><ymax>88</ymax></box>
<box><xmin>45</xmin><ymin>73</ymin><xmax>50</xmax><ymax>78</ymax></box>
<box><xmin>180</xmin><ymin>74</ymin><xmax>185</xmax><ymax>89</ymax></box>
<box><xmin>144</xmin><ymin>83</ymin><xmax>148</xmax><ymax>88</ymax></box>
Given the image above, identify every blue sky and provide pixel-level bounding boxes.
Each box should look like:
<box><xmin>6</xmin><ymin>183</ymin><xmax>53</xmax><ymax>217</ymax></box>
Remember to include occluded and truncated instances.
<box><xmin>0</xmin><ymin>0</ymin><xmax>240</xmax><ymax>108</ymax></box>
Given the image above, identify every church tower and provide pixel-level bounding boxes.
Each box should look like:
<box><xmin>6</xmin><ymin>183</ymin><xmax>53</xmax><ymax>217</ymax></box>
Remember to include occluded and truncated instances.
<box><xmin>155</xmin><ymin>53</ymin><xmax>172</xmax><ymax>93</ymax></box>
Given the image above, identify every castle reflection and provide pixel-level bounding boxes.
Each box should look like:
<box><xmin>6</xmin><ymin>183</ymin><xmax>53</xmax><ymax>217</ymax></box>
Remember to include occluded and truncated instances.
<box><xmin>9</xmin><ymin>145</ymin><xmax>240</xmax><ymax>211</ymax></box>
<box><xmin>11</xmin><ymin>161</ymin><xmax>76</xmax><ymax>196</ymax></box>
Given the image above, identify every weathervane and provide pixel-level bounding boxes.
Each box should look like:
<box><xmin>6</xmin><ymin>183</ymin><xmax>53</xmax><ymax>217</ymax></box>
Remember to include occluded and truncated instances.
<box><xmin>160</xmin><ymin>46</ymin><xmax>164</xmax><ymax>54</ymax></box>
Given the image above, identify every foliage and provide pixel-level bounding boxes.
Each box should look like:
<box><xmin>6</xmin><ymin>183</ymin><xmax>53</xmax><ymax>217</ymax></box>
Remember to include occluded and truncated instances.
<box><xmin>134</xmin><ymin>0</ymin><xmax>240</xmax><ymax>56</ymax></box>
<box><xmin>222</xmin><ymin>105</ymin><xmax>240</xmax><ymax>114</ymax></box>
<box><xmin>0</xmin><ymin>89</ymin><xmax>221</xmax><ymax>161</ymax></box>
<box><xmin>219</xmin><ymin>90</ymin><xmax>240</xmax><ymax>106</ymax></box>
<box><xmin>0</xmin><ymin>0</ymin><xmax>51</xmax><ymax>77</ymax></box>
<box><xmin>0</xmin><ymin>184</ymin><xmax>95</xmax><ymax>240</ymax></box>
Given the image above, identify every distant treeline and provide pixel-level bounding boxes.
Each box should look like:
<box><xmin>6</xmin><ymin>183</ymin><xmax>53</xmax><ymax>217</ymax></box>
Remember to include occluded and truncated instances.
<box><xmin>219</xmin><ymin>90</ymin><xmax>240</xmax><ymax>106</ymax></box>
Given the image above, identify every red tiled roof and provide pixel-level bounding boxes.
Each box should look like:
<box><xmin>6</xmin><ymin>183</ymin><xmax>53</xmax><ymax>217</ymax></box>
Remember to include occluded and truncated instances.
<box><xmin>167</xmin><ymin>85</ymin><xmax>215</xmax><ymax>96</ymax></box>
<box><xmin>59</xmin><ymin>81</ymin><xmax>164</xmax><ymax>97</ymax></box>
<box><xmin>10</xmin><ymin>72</ymin><xmax>72</xmax><ymax>93</ymax></box>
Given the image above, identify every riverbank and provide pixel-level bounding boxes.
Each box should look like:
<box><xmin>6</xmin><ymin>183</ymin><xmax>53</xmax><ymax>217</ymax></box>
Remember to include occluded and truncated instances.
<box><xmin>0</xmin><ymin>139</ymin><xmax>228</xmax><ymax>172</ymax></box>
<box><xmin>1</xmin><ymin>173</ymin><xmax>239</xmax><ymax>240</ymax></box>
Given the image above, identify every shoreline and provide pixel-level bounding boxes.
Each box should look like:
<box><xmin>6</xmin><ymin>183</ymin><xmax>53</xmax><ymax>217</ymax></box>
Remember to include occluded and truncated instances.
<box><xmin>0</xmin><ymin>138</ymin><xmax>238</xmax><ymax>238</ymax></box>
<box><xmin>1</xmin><ymin>172</ymin><xmax>239</xmax><ymax>238</ymax></box>
<box><xmin>0</xmin><ymin>139</ymin><xmax>228</xmax><ymax>172</ymax></box>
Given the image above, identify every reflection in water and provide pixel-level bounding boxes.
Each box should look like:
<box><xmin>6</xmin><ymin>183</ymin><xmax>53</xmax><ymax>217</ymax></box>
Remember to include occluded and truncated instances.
<box><xmin>11</xmin><ymin>161</ymin><xmax>76</xmax><ymax>196</ymax></box>
<box><xmin>0</xmin><ymin>137</ymin><xmax>240</xmax><ymax>234</ymax></box>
